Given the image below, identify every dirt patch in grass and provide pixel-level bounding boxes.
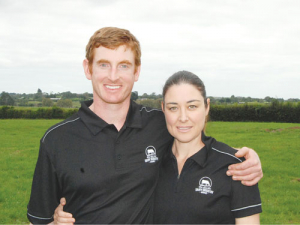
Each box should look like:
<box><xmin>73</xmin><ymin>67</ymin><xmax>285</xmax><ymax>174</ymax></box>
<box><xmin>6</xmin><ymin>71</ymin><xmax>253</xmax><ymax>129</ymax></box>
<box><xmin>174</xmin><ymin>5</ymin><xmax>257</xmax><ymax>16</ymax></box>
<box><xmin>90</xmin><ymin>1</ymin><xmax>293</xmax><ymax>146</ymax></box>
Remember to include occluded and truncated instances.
<box><xmin>288</xmin><ymin>126</ymin><xmax>300</xmax><ymax>130</ymax></box>
<box><xmin>265</xmin><ymin>126</ymin><xmax>300</xmax><ymax>133</ymax></box>
<box><xmin>265</xmin><ymin>128</ymin><xmax>284</xmax><ymax>133</ymax></box>
<box><xmin>291</xmin><ymin>178</ymin><xmax>300</xmax><ymax>182</ymax></box>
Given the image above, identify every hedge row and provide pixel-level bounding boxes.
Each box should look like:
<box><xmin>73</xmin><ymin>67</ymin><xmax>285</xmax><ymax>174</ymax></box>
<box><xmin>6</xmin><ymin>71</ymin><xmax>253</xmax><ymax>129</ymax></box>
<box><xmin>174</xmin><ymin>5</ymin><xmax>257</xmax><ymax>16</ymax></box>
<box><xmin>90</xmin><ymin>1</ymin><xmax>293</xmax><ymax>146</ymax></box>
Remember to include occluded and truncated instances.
<box><xmin>0</xmin><ymin>106</ymin><xmax>78</xmax><ymax>119</ymax></box>
<box><xmin>209</xmin><ymin>102</ymin><xmax>300</xmax><ymax>123</ymax></box>
<box><xmin>1</xmin><ymin>102</ymin><xmax>300</xmax><ymax>123</ymax></box>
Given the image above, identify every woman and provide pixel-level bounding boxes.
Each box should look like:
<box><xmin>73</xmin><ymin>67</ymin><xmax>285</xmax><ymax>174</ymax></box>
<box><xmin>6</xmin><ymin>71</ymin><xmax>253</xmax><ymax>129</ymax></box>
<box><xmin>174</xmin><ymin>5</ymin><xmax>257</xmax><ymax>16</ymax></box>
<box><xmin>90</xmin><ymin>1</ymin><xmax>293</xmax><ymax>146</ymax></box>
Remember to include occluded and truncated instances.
<box><xmin>53</xmin><ymin>72</ymin><xmax>262</xmax><ymax>224</ymax></box>
<box><xmin>153</xmin><ymin>71</ymin><xmax>261</xmax><ymax>224</ymax></box>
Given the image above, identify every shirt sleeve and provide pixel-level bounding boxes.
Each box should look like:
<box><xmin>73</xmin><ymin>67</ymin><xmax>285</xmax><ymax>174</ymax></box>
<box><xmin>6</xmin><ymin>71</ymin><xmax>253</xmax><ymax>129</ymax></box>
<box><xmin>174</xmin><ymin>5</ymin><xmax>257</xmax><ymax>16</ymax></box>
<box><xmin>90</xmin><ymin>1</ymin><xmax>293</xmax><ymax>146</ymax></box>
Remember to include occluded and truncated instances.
<box><xmin>27</xmin><ymin>140</ymin><xmax>61</xmax><ymax>224</ymax></box>
<box><xmin>230</xmin><ymin>180</ymin><xmax>262</xmax><ymax>218</ymax></box>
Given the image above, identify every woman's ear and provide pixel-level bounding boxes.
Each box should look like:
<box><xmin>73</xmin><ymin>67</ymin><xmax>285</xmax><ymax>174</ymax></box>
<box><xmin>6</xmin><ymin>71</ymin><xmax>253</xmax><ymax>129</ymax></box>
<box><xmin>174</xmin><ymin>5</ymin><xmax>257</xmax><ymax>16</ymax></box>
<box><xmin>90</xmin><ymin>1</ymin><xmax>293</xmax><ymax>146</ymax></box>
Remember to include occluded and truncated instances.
<box><xmin>161</xmin><ymin>101</ymin><xmax>165</xmax><ymax>112</ymax></box>
<box><xmin>206</xmin><ymin>98</ymin><xmax>210</xmax><ymax>116</ymax></box>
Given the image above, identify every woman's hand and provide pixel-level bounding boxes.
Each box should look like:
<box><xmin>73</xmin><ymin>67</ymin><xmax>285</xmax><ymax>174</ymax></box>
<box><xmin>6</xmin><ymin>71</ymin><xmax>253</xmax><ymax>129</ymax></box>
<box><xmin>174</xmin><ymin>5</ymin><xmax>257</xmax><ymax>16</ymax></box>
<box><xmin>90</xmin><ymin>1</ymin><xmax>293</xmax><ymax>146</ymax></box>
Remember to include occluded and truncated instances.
<box><xmin>53</xmin><ymin>198</ymin><xmax>75</xmax><ymax>225</ymax></box>
<box><xmin>227</xmin><ymin>147</ymin><xmax>263</xmax><ymax>186</ymax></box>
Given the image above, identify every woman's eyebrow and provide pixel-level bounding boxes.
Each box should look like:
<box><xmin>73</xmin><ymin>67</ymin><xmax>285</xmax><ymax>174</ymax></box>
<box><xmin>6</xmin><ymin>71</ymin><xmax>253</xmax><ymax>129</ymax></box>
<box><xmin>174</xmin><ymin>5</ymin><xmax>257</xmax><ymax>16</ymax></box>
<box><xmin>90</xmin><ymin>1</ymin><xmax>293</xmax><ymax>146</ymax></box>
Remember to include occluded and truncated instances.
<box><xmin>187</xmin><ymin>100</ymin><xmax>201</xmax><ymax>103</ymax></box>
<box><xmin>166</xmin><ymin>100</ymin><xmax>201</xmax><ymax>104</ymax></box>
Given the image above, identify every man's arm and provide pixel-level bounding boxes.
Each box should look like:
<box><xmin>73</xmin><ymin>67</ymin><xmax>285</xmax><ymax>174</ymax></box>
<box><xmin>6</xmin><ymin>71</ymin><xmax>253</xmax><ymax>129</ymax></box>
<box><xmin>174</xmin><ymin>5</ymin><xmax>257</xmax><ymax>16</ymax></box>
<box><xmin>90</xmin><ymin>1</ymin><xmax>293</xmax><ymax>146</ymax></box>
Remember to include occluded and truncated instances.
<box><xmin>27</xmin><ymin>140</ymin><xmax>60</xmax><ymax>224</ymax></box>
<box><xmin>235</xmin><ymin>213</ymin><xmax>260</xmax><ymax>224</ymax></box>
<box><xmin>227</xmin><ymin>147</ymin><xmax>263</xmax><ymax>186</ymax></box>
<box><xmin>53</xmin><ymin>198</ymin><xmax>75</xmax><ymax>225</ymax></box>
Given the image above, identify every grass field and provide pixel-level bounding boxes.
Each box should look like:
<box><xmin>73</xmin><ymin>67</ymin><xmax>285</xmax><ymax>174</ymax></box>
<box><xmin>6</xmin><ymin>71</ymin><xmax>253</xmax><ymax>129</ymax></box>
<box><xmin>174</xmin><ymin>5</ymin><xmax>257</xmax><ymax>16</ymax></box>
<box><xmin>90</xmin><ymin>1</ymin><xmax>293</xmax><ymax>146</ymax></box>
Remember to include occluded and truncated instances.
<box><xmin>0</xmin><ymin>119</ymin><xmax>299</xmax><ymax>224</ymax></box>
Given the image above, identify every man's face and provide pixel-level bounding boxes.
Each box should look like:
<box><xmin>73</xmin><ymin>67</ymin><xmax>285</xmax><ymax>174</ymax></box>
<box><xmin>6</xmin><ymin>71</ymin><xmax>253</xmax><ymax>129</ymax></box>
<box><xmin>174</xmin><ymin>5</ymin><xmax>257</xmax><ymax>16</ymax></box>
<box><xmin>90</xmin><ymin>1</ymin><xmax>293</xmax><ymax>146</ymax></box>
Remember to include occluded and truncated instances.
<box><xmin>84</xmin><ymin>45</ymin><xmax>140</xmax><ymax>105</ymax></box>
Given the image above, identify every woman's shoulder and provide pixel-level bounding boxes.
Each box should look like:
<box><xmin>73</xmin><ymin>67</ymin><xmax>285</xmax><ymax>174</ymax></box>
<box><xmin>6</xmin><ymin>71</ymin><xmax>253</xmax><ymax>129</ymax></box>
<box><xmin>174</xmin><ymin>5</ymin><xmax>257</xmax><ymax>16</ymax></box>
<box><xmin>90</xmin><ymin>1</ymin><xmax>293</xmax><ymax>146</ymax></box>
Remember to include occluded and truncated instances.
<box><xmin>209</xmin><ymin>138</ymin><xmax>244</xmax><ymax>164</ymax></box>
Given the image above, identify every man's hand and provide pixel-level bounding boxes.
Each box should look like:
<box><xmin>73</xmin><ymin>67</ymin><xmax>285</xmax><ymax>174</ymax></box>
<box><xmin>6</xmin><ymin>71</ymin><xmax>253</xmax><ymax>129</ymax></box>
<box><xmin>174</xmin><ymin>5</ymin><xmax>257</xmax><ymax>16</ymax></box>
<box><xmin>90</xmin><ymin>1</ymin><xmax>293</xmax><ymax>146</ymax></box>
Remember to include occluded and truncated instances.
<box><xmin>227</xmin><ymin>147</ymin><xmax>263</xmax><ymax>186</ymax></box>
<box><xmin>53</xmin><ymin>198</ymin><xmax>75</xmax><ymax>225</ymax></box>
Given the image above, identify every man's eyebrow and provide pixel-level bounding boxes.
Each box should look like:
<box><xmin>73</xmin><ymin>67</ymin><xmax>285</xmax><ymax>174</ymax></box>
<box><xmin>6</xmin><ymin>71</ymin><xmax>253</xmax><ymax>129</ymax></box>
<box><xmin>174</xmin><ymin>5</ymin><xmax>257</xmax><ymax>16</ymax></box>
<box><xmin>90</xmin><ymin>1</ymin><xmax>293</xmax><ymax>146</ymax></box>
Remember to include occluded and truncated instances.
<box><xmin>119</xmin><ymin>60</ymin><xmax>132</xmax><ymax>65</ymax></box>
<box><xmin>96</xmin><ymin>59</ymin><xmax>110</xmax><ymax>64</ymax></box>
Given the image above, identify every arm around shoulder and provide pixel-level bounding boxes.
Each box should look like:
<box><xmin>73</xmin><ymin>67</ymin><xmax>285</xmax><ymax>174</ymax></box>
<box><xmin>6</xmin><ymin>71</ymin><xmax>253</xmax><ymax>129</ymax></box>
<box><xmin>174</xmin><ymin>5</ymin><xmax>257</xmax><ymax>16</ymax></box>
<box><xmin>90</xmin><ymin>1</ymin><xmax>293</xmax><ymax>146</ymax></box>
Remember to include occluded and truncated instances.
<box><xmin>236</xmin><ymin>213</ymin><xmax>260</xmax><ymax>224</ymax></box>
<box><xmin>227</xmin><ymin>147</ymin><xmax>263</xmax><ymax>186</ymax></box>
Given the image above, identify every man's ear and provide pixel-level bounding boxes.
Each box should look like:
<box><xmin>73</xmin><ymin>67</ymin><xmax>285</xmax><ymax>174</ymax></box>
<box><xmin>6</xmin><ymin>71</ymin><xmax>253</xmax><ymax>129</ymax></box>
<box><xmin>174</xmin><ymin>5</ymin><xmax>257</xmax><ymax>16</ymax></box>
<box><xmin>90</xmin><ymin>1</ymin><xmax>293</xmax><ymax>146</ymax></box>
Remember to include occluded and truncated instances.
<box><xmin>134</xmin><ymin>65</ymin><xmax>141</xmax><ymax>82</ymax></box>
<box><xmin>83</xmin><ymin>59</ymin><xmax>92</xmax><ymax>80</ymax></box>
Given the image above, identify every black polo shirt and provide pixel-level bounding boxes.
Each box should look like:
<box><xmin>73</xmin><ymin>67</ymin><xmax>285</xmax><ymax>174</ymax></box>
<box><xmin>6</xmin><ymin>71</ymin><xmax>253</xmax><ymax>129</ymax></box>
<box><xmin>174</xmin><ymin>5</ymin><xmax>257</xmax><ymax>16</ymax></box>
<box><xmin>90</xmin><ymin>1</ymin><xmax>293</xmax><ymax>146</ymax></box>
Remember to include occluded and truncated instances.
<box><xmin>154</xmin><ymin>133</ymin><xmax>262</xmax><ymax>224</ymax></box>
<box><xmin>27</xmin><ymin>100</ymin><xmax>173</xmax><ymax>224</ymax></box>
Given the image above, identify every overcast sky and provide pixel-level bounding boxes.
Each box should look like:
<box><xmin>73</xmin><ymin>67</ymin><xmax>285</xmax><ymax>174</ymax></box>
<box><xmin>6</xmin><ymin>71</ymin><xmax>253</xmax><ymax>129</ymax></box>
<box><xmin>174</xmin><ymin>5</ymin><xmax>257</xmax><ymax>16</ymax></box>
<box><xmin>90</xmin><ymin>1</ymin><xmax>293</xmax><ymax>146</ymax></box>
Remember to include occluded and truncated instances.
<box><xmin>1</xmin><ymin>0</ymin><xmax>299</xmax><ymax>99</ymax></box>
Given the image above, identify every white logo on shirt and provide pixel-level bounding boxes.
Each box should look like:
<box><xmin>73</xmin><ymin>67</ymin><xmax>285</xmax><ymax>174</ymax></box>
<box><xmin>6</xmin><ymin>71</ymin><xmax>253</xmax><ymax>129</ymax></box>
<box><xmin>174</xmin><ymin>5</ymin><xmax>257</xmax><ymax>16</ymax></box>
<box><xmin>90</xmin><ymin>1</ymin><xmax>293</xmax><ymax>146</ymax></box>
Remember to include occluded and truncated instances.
<box><xmin>144</xmin><ymin>146</ymin><xmax>158</xmax><ymax>163</ymax></box>
<box><xmin>195</xmin><ymin>177</ymin><xmax>214</xmax><ymax>194</ymax></box>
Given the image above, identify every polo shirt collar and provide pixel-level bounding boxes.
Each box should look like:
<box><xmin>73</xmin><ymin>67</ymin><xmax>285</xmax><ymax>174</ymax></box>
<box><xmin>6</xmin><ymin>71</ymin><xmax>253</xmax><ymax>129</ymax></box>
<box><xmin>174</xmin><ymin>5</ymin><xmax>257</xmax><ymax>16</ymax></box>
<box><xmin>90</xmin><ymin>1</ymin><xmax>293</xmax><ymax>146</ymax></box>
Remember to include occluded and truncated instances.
<box><xmin>78</xmin><ymin>100</ymin><xmax>143</xmax><ymax>135</ymax></box>
<box><xmin>189</xmin><ymin>132</ymin><xmax>215</xmax><ymax>168</ymax></box>
<box><xmin>166</xmin><ymin>132</ymin><xmax>215</xmax><ymax>168</ymax></box>
<box><xmin>124</xmin><ymin>100</ymin><xmax>143</xmax><ymax>129</ymax></box>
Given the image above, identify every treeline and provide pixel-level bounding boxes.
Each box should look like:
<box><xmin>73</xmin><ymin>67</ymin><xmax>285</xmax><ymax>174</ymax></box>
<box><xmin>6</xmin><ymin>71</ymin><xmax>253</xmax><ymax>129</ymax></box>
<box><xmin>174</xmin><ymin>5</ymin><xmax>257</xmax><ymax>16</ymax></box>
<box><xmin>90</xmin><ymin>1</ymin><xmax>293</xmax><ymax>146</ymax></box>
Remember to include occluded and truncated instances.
<box><xmin>1</xmin><ymin>101</ymin><xmax>300</xmax><ymax>123</ymax></box>
<box><xmin>209</xmin><ymin>101</ymin><xmax>300</xmax><ymax>123</ymax></box>
<box><xmin>0</xmin><ymin>106</ymin><xmax>78</xmax><ymax>119</ymax></box>
<box><xmin>1</xmin><ymin>90</ymin><xmax>300</xmax><ymax>107</ymax></box>
<box><xmin>0</xmin><ymin>90</ymin><xmax>93</xmax><ymax>107</ymax></box>
<box><xmin>136</xmin><ymin>99</ymin><xmax>300</xmax><ymax>123</ymax></box>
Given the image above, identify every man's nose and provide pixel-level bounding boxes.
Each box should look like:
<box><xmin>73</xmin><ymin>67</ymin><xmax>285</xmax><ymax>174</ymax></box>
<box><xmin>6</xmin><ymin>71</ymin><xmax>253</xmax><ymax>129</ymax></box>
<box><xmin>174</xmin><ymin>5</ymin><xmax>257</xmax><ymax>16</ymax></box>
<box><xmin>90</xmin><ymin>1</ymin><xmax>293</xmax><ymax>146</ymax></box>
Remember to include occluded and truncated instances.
<box><xmin>108</xmin><ymin>68</ymin><xmax>119</xmax><ymax>81</ymax></box>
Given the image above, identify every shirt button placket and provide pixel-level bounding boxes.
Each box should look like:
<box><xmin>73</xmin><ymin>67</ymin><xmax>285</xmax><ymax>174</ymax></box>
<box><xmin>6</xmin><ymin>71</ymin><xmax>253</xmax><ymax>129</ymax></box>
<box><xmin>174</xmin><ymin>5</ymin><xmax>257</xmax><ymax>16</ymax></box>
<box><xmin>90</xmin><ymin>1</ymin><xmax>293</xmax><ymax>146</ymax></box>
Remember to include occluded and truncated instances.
<box><xmin>116</xmin><ymin>140</ymin><xmax>122</xmax><ymax>169</ymax></box>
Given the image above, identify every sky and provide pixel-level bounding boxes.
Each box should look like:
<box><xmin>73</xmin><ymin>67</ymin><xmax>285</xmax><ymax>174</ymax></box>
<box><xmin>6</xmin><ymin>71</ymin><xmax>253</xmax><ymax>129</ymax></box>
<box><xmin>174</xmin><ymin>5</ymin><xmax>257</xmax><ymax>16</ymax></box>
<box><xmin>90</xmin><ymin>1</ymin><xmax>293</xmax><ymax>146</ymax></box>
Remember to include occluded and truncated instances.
<box><xmin>0</xmin><ymin>0</ymin><xmax>299</xmax><ymax>100</ymax></box>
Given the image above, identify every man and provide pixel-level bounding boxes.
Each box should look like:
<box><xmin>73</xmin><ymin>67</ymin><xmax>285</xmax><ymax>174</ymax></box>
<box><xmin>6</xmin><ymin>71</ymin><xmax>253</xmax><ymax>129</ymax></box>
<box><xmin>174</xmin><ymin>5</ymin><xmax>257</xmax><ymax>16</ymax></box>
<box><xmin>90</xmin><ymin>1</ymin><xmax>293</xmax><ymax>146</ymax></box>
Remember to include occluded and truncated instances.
<box><xmin>27</xmin><ymin>27</ymin><xmax>263</xmax><ymax>224</ymax></box>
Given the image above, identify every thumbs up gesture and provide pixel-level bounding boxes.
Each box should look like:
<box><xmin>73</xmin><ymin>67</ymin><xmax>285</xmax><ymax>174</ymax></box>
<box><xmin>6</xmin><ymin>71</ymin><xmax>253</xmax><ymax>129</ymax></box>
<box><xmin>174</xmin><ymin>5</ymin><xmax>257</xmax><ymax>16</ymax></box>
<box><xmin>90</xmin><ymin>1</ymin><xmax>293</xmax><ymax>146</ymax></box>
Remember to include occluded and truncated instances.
<box><xmin>53</xmin><ymin>198</ymin><xmax>75</xmax><ymax>225</ymax></box>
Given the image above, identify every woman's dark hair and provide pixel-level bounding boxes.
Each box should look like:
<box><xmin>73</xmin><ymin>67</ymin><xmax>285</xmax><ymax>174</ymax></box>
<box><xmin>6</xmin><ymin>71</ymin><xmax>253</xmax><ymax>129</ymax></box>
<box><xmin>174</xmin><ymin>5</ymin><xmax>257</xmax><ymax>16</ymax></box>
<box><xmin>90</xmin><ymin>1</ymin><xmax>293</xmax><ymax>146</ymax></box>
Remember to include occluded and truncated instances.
<box><xmin>162</xmin><ymin>70</ymin><xmax>208</xmax><ymax>107</ymax></box>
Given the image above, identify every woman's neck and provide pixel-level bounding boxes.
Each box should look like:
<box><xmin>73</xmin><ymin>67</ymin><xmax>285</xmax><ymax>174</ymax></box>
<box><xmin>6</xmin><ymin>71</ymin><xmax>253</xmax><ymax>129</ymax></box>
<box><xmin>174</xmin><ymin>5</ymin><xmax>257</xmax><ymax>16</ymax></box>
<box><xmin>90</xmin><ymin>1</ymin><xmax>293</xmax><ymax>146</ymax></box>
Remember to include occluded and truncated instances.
<box><xmin>172</xmin><ymin>137</ymin><xmax>205</xmax><ymax>176</ymax></box>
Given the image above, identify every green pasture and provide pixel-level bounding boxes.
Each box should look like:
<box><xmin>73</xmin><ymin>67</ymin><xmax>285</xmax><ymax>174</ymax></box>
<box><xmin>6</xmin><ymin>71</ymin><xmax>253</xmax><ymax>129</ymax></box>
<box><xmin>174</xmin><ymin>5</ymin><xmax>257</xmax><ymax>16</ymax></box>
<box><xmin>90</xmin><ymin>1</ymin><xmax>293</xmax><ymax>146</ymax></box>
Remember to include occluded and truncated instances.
<box><xmin>0</xmin><ymin>120</ymin><xmax>299</xmax><ymax>224</ymax></box>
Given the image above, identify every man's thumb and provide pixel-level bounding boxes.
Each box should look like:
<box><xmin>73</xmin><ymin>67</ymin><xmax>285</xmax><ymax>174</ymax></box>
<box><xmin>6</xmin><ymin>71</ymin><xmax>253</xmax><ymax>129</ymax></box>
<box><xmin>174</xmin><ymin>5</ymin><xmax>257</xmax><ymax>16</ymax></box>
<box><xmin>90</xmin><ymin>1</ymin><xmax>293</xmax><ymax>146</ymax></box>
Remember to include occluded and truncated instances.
<box><xmin>235</xmin><ymin>147</ymin><xmax>249</xmax><ymax>158</ymax></box>
<box><xmin>59</xmin><ymin>197</ymin><xmax>66</xmax><ymax>208</ymax></box>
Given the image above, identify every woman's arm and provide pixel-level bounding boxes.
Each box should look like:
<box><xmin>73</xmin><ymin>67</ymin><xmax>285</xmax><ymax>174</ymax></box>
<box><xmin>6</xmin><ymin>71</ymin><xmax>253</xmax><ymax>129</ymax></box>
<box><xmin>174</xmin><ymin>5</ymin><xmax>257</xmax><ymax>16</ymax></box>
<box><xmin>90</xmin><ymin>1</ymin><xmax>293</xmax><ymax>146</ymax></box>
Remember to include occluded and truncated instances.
<box><xmin>236</xmin><ymin>213</ymin><xmax>260</xmax><ymax>224</ymax></box>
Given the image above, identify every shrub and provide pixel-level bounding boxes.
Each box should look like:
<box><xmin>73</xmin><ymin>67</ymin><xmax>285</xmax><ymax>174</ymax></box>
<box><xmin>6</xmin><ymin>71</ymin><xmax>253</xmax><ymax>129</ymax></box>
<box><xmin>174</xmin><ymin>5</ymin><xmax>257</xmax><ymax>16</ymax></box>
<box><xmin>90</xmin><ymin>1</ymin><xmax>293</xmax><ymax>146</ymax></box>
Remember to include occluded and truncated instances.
<box><xmin>0</xmin><ymin>107</ymin><xmax>78</xmax><ymax>119</ymax></box>
<box><xmin>209</xmin><ymin>103</ymin><xmax>300</xmax><ymax>123</ymax></box>
<box><xmin>1</xmin><ymin>103</ymin><xmax>299</xmax><ymax>122</ymax></box>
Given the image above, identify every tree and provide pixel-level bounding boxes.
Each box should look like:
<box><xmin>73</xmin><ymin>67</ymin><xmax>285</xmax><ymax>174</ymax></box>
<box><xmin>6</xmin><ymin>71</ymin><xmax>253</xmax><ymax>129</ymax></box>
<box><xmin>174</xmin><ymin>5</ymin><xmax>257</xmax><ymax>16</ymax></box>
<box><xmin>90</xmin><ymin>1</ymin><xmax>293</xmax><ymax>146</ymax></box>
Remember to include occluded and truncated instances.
<box><xmin>81</xmin><ymin>92</ymin><xmax>92</xmax><ymax>100</ymax></box>
<box><xmin>264</xmin><ymin>96</ymin><xmax>274</xmax><ymax>103</ymax></box>
<box><xmin>150</xmin><ymin>92</ymin><xmax>156</xmax><ymax>99</ymax></box>
<box><xmin>230</xmin><ymin>95</ymin><xmax>238</xmax><ymax>103</ymax></box>
<box><xmin>225</xmin><ymin>98</ymin><xmax>231</xmax><ymax>103</ymax></box>
<box><xmin>131</xmin><ymin>91</ymin><xmax>138</xmax><ymax>101</ymax></box>
<box><xmin>19</xmin><ymin>98</ymin><xmax>28</xmax><ymax>106</ymax></box>
<box><xmin>271</xmin><ymin>99</ymin><xmax>280</xmax><ymax>108</ymax></box>
<box><xmin>57</xmin><ymin>99</ymin><xmax>73</xmax><ymax>108</ymax></box>
<box><xmin>141</xmin><ymin>93</ymin><xmax>148</xmax><ymax>98</ymax></box>
<box><xmin>61</xmin><ymin>91</ymin><xmax>77</xmax><ymax>99</ymax></box>
<box><xmin>0</xmin><ymin>92</ymin><xmax>15</xmax><ymax>106</ymax></box>
<box><xmin>42</xmin><ymin>98</ymin><xmax>54</xmax><ymax>107</ymax></box>
<box><xmin>35</xmin><ymin>88</ymin><xmax>43</xmax><ymax>101</ymax></box>
<box><xmin>48</xmin><ymin>92</ymin><xmax>57</xmax><ymax>98</ymax></box>
<box><xmin>208</xmin><ymin>96</ymin><xmax>216</xmax><ymax>104</ymax></box>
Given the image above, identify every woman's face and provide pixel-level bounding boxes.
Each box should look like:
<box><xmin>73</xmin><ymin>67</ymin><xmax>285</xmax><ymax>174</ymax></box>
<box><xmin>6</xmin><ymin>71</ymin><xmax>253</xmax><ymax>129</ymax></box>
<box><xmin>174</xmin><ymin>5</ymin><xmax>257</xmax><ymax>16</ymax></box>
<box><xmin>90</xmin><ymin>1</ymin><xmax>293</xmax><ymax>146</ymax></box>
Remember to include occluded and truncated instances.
<box><xmin>162</xmin><ymin>83</ymin><xmax>210</xmax><ymax>144</ymax></box>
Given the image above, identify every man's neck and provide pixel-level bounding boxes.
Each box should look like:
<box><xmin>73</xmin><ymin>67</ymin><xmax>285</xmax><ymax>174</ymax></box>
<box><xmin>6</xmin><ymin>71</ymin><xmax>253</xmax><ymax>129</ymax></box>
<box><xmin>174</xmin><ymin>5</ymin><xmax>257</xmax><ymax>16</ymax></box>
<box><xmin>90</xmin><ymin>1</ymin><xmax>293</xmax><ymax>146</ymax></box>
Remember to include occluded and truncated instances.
<box><xmin>89</xmin><ymin>98</ymin><xmax>130</xmax><ymax>131</ymax></box>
